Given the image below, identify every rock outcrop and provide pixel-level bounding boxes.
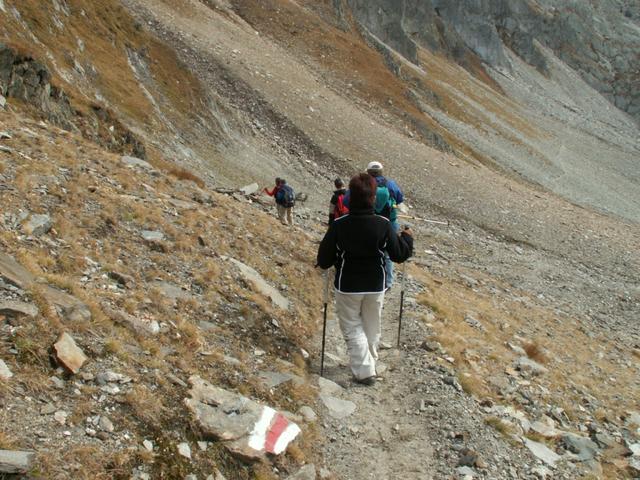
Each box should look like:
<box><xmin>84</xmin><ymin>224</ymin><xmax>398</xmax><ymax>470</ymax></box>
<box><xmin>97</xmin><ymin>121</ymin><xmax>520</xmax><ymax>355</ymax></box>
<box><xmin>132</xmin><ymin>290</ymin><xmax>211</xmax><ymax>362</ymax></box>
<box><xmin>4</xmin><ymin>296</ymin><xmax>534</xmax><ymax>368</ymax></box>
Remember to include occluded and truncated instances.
<box><xmin>339</xmin><ymin>0</ymin><xmax>640</xmax><ymax>119</ymax></box>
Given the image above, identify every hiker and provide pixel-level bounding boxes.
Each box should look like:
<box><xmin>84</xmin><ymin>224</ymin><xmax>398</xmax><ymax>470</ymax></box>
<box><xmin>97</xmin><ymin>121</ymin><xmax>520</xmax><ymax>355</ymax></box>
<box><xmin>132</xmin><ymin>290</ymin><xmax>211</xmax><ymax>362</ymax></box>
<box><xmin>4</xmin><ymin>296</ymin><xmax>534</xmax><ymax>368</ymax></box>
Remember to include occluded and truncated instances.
<box><xmin>328</xmin><ymin>177</ymin><xmax>348</xmax><ymax>225</ymax></box>
<box><xmin>274</xmin><ymin>179</ymin><xmax>295</xmax><ymax>226</ymax></box>
<box><xmin>316</xmin><ymin>173</ymin><xmax>413</xmax><ymax>385</ymax></box>
<box><xmin>344</xmin><ymin>161</ymin><xmax>405</xmax><ymax>289</ymax></box>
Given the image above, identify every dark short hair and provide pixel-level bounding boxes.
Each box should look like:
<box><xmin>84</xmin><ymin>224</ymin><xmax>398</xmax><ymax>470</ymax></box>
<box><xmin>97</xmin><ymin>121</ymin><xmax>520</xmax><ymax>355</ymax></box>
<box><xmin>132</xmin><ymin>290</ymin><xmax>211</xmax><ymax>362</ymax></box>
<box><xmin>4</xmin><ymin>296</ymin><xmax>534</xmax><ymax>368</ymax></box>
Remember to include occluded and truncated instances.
<box><xmin>348</xmin><ymin>173</ymin><xmax>376</xmax><ymax>210</ymax></box>
<box><xmin>334</xmin><ymin>177</ymin><xmax>344</xmax><ymax>188</ymax></box>
<box><xmin>280</xmin><ymin>178</ymin><xmax>286</xmax><ymax>185</ymax></box>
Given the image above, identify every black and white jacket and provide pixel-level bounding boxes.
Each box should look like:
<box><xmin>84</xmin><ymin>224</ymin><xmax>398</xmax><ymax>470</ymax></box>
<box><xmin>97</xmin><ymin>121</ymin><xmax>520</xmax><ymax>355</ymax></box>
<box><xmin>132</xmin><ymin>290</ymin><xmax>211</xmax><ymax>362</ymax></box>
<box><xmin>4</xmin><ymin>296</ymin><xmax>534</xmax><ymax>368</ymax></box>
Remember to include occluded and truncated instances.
<box><xmin>316</xmin><ymin>208</ymin><xmax>413</xmax><ymax>294</ymax></box>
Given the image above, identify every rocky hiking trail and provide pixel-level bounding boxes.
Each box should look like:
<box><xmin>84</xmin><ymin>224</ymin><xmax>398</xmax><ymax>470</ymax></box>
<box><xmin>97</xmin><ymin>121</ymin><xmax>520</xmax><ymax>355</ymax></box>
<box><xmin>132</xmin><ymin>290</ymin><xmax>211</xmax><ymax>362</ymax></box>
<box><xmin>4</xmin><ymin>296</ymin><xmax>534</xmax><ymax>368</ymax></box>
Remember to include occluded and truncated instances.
<box><xmin>314</xmin><ymin>270</ymin><xmax>540</xmax><ymax>480</ymax></box>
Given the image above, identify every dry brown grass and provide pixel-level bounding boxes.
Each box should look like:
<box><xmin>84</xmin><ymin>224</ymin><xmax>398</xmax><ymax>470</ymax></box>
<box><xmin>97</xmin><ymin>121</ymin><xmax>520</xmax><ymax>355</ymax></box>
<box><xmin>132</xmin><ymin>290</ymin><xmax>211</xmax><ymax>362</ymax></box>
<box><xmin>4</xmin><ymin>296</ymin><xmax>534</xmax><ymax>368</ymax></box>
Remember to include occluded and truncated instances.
<box><xmin>523</xmin><ymin>341</ymin><xmax>548</xmax><ymax>364</ymax></box>
<box><xmin>124</xmin><ymin>385</ymin><xmax>167</xmax><ymax>426</ymax></box>
<box><xmin>168</xmin><ymin>166</ymin><xmax>206</xmax><ymax>188</ymax></box>
<box><xmin>484</xmin><ymin>416</ymin><xmax>516</xmax><ymax>437</ymax></box>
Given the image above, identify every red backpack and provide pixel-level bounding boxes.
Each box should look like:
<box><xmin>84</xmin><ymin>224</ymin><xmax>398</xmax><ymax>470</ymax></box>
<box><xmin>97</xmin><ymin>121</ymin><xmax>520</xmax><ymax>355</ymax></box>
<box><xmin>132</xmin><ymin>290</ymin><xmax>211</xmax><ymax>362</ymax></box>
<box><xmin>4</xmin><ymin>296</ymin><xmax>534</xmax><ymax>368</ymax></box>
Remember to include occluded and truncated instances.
<box><xmin>335</xmin><ymin>193</ymin><xmax>349</xmax><ymax>218</ymax></box>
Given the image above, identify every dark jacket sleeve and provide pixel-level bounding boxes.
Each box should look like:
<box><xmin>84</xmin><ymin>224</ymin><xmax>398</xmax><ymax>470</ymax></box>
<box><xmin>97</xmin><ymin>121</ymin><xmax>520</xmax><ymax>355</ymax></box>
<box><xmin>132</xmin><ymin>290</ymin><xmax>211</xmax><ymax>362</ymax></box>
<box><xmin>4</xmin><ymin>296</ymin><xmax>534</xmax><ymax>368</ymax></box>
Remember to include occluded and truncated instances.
<box><xmin>317</xmin><ymin>223</ymin><xmax>338</xmax><ymax>269</ymax></box>
<box><xmin>385</xmin><ymin>224</ymin><xmax>413</xmax><ymax>263</ymax></box>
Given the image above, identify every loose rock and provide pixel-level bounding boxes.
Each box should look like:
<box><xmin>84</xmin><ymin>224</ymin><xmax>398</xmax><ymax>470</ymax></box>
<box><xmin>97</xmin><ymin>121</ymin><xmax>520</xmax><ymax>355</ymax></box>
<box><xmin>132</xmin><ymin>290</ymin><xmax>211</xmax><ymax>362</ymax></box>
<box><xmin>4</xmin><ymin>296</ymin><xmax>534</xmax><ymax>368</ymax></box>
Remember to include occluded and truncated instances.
<box><xmin>53</xmin><ymin>332</ymin><xmax>88</xmax><ymax>374</ymax></box>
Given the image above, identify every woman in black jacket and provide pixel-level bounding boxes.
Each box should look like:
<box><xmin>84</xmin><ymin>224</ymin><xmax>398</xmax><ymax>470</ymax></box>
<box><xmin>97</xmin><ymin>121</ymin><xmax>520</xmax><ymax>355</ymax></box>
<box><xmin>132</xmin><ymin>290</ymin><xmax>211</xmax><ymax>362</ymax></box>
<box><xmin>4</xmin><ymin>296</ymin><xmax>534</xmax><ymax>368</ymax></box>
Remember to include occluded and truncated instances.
<box><xmin>317</xmin><ymin>173</ymin><xmax>413</xmax><ymax>385</ymax></box>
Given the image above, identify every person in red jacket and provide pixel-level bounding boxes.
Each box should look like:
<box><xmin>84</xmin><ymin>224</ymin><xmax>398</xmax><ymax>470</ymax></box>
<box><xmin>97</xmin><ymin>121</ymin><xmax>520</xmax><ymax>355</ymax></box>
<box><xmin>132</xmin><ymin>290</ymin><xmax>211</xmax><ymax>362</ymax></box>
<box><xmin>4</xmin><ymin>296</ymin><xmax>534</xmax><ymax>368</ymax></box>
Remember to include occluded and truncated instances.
<box><xmin>264</xmin><ymin>177</ymin><xmax>283</xmax><ymax>222</ymax></box>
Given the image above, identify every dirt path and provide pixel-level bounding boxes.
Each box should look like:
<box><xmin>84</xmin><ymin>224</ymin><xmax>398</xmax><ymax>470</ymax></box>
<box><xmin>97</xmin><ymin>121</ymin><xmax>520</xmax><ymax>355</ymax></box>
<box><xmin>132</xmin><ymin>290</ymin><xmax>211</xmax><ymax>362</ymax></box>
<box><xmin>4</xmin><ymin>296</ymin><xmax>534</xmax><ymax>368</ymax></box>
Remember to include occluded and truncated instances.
<box><xmin>315</xmin><ymin>270</ymin><xmax>537</xmax><ymax>479</ymax></box>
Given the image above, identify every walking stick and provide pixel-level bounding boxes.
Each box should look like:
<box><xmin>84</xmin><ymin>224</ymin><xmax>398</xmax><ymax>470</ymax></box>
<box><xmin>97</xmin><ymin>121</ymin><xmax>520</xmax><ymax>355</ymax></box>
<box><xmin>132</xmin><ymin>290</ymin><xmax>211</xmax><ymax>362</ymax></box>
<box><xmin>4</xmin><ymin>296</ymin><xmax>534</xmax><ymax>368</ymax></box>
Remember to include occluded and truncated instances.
<box><xmin>320</xmin><ymin>270</ymin><xmax>330</xmax><ymax>377</ymax></box>
<box><xmin>397</xmin><ymin>261</ymin><xmax>407</xmax><ymax>347</ymax></box>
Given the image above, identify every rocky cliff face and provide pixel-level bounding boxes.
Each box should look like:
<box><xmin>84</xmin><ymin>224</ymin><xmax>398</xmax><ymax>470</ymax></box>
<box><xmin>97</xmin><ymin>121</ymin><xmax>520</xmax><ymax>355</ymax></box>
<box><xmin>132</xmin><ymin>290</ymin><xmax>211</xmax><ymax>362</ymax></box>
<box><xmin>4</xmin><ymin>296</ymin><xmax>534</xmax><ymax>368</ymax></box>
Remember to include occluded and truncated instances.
<box><xmin>341</xmin><ymin>0</ymin><xmax>640</xmax><ymax>120</ymax></box>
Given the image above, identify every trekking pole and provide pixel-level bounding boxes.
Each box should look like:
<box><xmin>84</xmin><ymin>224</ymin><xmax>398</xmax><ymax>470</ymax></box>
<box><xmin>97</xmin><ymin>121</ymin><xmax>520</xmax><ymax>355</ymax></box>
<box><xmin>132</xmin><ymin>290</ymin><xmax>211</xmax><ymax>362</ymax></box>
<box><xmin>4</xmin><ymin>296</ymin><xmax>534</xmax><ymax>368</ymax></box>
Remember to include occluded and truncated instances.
<box><xmin>397</xmin><ymin>214</ymin><xmax>449</xmax><ymax>226</ymax></box>
<box><xmin>397</xmin><ymin>261</ymin><xmax>407</xmax><ymax>347</ymax></box>
<box><xmin>320</xmin><ymin>270</ymin><xmax>330</xmax><ymax>377</ymax></box>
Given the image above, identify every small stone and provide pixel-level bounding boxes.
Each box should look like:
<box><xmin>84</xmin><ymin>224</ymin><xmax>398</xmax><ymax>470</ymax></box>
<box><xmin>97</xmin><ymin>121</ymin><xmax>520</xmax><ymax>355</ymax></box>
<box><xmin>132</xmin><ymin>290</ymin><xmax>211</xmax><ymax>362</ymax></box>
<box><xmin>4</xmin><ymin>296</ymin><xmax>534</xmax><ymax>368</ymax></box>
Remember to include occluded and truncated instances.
<box><xmin>40</xmin><ymin>404</ymin><xmax>56</xmax><ymax>415</ymax></box>
<box><xmin>320</xmin><ymin>395</ymin><xmax>356</xmax><ymax>419</ymax></box>
<box><xmin>85</xmin><ymin>428</ymin><xmax>97</xmax><ymax>437</ymax></box>
<box><xmin>456</xmin><ymin>466</ymin><xmax>475</xmax><ymax>478</ymax></box>
<box><xmin>0</xmin><ymin>95</ymin><xmax>6</xmax><ymax>109</ymax></box>
<box><xmin>177</xmin><ymin>442</ymin><xmax>191</xmax><ymax>459</ymax></box>
<box><xmin>561</xmin><ymin>433</ymin><xmax>598</xmax><ymax>461</ymax></box>
<box><xmin>0</xmin><ymin>360</ymin><xmax>13</xmax><ymax>381</ymax></box>
<box><xmin>99</xmin><ymin>416</ymin><xmax>114</xmax><ymax>433</ymax></box>
<box><xmin>523</xmin><ymin>438</ymin><xmax>561</xmax><ymax>466</ymax></box>
<box><xmin>53</xmin><ymin>411</ymin><xmax>68</xmax><ymax>425</ymax></box>
<box><xmin>62</xmin><ymin>303</ymin><xmax>92</xmax><ymax>323</ymax></box>
<box><xmin>22</xmin><ymin>214</ymin><xmax>53</xmax><ymax>237</ymax></box>
<box><xmin>379</xmin><ymin>341</ymin><xmax>393</xmax><ymax>350</ymax></box>
<box><xmin>49</xmin><ymin>376</ymin><xmax>65</xmax><ymax>389</ymax></box>
<box><xmin>298</xmin><ymin>406</ymin><xmax>317</xmax><ymax>423</ymax></box>
<box><xmin>141</xmin><ymin>230</ymin><xmax>164</xmax><ymax>242</ymax></box>
<box><xmin>96</xmin><ymin>431</ymin><xmax>109</xmax><ymax>441</ymax></box>
<box><xmin>531</xmin><ymin>465</ymin><xmax>552</xmax><ymax>479</ymax></box>
<box><xmin>53</xmin><ymin>333</ymin><xmax>88</xmax><ymax>374</ymax></box>
<box><xmin>121</xmin><ymin>155</ymin><xmax>154</xmax><ymax>170</ymax></box>
<box><xmin>143</xmin><ymin>440</ymin><xmax>154</xmax><ymax>452</ymax></box>
<box><xmin>515</xmin><ymin>356</ymin><xmax>548</xmax><ymax>376</ymax></box>
<box><xmin>239</xmin><ymin>183</ymin><xmax>259</xmax><ymax>195</ymax></box>
<box><xmin>197</xmin><ymin>441</ymin><xmax>208</xmax><ymax>451</ymax></box>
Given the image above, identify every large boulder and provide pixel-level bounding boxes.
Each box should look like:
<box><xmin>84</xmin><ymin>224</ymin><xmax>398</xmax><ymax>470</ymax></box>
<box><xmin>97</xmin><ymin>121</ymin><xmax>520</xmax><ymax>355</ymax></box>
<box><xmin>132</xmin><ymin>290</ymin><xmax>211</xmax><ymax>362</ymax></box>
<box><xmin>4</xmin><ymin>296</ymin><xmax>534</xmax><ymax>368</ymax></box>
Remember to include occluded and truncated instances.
<box><xmin>184</xmin><ymin>376</ymin><xmax>301</xmax><ymax>461</ymax></box>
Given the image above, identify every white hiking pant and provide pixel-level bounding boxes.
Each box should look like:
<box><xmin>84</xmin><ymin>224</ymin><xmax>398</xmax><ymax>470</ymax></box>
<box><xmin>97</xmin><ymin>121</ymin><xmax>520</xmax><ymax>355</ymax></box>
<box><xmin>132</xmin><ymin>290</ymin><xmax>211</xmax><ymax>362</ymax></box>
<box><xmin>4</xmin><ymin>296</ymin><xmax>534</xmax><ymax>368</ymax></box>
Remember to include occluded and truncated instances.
<box><xmin>335</xmin><ymin>291</ymin><xmax>385</xmax><ymax>380</ymax></box>
<box><xmin>277</xmin><ymin>205</ymin><xmax>294</xmax><ymax>226</ymax></box>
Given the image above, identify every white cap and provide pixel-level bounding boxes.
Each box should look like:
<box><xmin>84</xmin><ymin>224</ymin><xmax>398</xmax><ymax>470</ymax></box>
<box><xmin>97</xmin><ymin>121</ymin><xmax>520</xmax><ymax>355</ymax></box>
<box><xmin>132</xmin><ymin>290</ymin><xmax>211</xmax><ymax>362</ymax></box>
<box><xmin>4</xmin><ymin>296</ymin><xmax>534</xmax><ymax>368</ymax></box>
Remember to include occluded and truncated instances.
<box><xmin>366</xmin><ymin>161</ymin><xmax>383</xmax><ymax>172</ymax></box>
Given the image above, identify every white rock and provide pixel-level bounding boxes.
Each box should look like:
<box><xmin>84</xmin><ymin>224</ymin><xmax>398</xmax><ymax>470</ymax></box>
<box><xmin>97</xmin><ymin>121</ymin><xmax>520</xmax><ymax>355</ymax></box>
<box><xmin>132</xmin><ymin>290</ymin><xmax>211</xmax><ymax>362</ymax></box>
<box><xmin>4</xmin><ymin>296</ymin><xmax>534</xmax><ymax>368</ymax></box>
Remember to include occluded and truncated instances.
<box><xmin>99</xmin><ymin>416</ymin><xmax>114</xmax><ymax>432</ymax></box>
<box><xmin>239</xmin><ymin>183</ymin><xmax>259</xmax><ymax>195</ymax></box>
<box><xmin>298</xmin><ymin>406</ymin><xmax>317</xmax><ymax>423</ymax></box>
<box><xmin>0</xmin><ymin>360</ymin><xmax>13</xmax><ymax>380</ymax></box>
<box><xmin>0</xmin><ymin>95</ymin><xmax>5</xmax><ymax>108</ymax></box>
<box><xmin>320</xmin><ymin>395</ymin><xmax>356</xmax><ymax>419</ymax></box>
<box><xmin>177</xmin><ymin>442</ymin><xmax>191</xmax><ymax>459</ymax></box>
<box><xmin>53</xmin><ymin>411</ymin><xmax>68</xmax><ymax>425</ymax></box>
<box><xmin>523</xmin><ymin>438</ymin><xmax>561</xmax><ymax>466</ymax></box>
<box><xmin>121</xmin><ymin>155</ymin><xmax>154</xmax><ymax>170</ymax></box>
<box><xmin>197</xmin><ymin>441</ymin><xmax>208</xmax><ymax>451</ymax></box>
<box><xmin>143</xmin><ymin>440</ymin><xmax>154</xmax><ymax>452</ymax></box>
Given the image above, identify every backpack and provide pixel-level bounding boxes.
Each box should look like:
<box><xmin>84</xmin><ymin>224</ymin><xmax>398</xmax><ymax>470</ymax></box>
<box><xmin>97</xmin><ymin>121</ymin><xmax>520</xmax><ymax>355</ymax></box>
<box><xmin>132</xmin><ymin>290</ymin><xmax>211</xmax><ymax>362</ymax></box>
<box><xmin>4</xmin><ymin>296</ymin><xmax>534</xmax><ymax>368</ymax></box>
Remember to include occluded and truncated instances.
<box><xmin>276</xmin><ymin>184</ymin><xmax>295</xmax><ymax>208</ymax></box>
<box><xmin>374</xmin><ymin>178</ymin><xmax>396</xmax><ymax>220</ymax></box>
<box><xmin>334</xmin><ymin>192</ymin><xmax>349</xmax><ymax>218</ymax></box>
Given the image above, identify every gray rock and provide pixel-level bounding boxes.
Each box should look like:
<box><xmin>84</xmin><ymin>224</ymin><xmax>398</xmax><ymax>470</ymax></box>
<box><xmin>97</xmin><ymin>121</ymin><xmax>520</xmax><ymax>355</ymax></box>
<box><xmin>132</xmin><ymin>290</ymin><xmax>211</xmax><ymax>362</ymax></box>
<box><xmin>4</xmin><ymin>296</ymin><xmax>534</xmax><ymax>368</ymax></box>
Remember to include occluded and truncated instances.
<box><xmin>257</xmin><ymin>370</ymin><xmax>303</xmax><ymax>389</ymax></box>
<box><xmin>141</xmin><ymin>230</ymin><xmax>165</xmax><ymax>242</ymax></box>
<box><xmin>228</xmin><ymin>258</ymin><xmax>289</xmax><ymax>310</ymax></box>
<box><xmin>22</xmin><ymin>213</ymin><xmax>52</xmax><ymax>236</ymax></box>
<box><xmin>320</xmin><ymin>395</ymin><xmax>356</xmax><ymax>419</ymax></box>
<box><xmin>456</xmin><ymin>466</ymin><xmax>475</xmax><ymax>478</ymax></box>
<box><xmin>0</xmin><ymin>252</ymin><xmax>36</xmax><ymax>288</ymax></box>
<box><xmin>629</xmin><ymin>443</ymin><xmax>640</xmax><ymax>456</ymax></box>
<box><xmin>318</xmin><ymin>376</ymin><xmax>343</xmax><ymax>396</ymax></box>
<box><xmin>62</xmin><ymin>303</ymin><xmax>92</xmax><ymax>323</ymax></box>
<box><xmin>99</xmin><ymin>416</ymin><xmax>114</xmax><ymax>433</ymax></box>
<box><xmin>184</xmin><ymin>376</ymin><xmax>300</xmax><ymax>461</ymax></box>
<box><xmin>53</xmin><ymin>332</ymin><xmax>88</xmax><ymax>374</ymax></box>
<box><xmin>0</xmin><ymin>300</ymin><xmax>38</xmax><ymax>318</ymax></box>
<box><xmin>0</xmin><ymin>95</ymin><xmax>6</xmax><ymax>109</ymax></box>
<box><xmin>531</xmin><ymin>465</ymin><xmax>552</xmax><ymax>479</ymax></box>
<box><xmin>515</xmin><ymin>356</ymin><xmax>548</xmax><ymax>376</ymax></box>
<box><xmin>0</xmin><ymin>359</ymin><xmax>13</xmax><ymax>380</ymax></box>
<box><xmin>561</xmin><ymin>433</ymin><xmax>599</xmax><ymax>461</ymax></box>
<box><xmin>629</xmin><ymin>457</ymin><xmax>640</xmax><ymax>475</ymax></box>
<box><xmin>286</xmin><ymin>464</ymin><xmax>316</xmax><ymax>480</ymax></box>
<box><xmin>151</xmin><ymin>281</ymin><xmax>192</xmax><ymax>305</ymax></box>
<box><xmin>0</xmin><ymin>131</ymin><xmax>10</xmax><ymax>139</ymax></box>
<box><xmin>122</xmin><ymin>155</ymin><xmax>154</xmax><ymax>170</ymax></box>
<box><xmin>239</xmin><ymin>183</ymin><xmax>259</xmax><ymax>195</ymax></box>
<box><xmin>523</xmin><ymin>438</ymin><xmax>561</xmax><ymax>466</ymax></box>
<box><xmin>298</xmin><ymin>406</ymin><xmax>317</xmax><ymax>423</ymax></box>
<box><xmin>0</xmin><ymin>450</ymin><xmax>35</xmax><ymax>474</ymax></box>
<box><xmin>177</xmin><ymin>442</ymin><xmax>191</xmax><ymax>459</ymax></box>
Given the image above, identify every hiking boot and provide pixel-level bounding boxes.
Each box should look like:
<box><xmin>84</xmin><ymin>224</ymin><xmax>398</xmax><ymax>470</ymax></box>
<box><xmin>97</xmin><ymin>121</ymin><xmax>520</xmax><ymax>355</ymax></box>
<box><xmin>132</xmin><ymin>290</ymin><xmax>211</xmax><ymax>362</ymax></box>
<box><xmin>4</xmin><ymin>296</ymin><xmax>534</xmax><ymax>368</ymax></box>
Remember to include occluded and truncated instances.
<box><xmin>355</xmin><ymin>376</ymin><xmax>376</xmax><ymax>386</ymax></box>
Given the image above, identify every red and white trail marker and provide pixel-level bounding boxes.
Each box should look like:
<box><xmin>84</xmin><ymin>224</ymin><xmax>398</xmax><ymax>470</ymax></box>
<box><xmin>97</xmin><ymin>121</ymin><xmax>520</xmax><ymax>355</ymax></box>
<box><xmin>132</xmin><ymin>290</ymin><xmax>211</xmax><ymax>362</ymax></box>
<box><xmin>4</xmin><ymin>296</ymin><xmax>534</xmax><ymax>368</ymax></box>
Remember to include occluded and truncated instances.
<box><xmin>248</xmin><ymin>406</ymin><xmax>301</xmax><ymax>454</ymax></box>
